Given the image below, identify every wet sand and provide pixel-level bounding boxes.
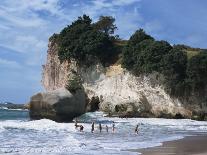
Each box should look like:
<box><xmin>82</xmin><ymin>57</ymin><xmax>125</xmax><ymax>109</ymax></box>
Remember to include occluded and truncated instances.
<box><xmin>138</xmin><ymin>135</ymin><xmax>207</xmax><ymax>155</ymax></box>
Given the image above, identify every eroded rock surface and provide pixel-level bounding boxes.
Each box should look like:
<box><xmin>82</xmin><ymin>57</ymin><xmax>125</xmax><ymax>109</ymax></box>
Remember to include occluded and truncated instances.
<box><xmin>29</xmin><ymin>88</ymin><xmax>86</xmax><ymax>122</ymax></box>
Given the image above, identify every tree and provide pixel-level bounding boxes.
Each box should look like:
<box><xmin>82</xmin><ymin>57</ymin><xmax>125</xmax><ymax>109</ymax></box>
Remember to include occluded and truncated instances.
<box><xmin>58</xmin><ymin>14</ymin><xmax>92</xmax><ymax>62</ymax></box>
<box><xmin>141</xmin><ymin>41</ymin><xmax>172</xmax><ymax>73</ymax></box>
<box><xmin>186</xmin><ymin>52</ymin><xmax>207</xmax><ymax>93</ymax></box>
<box><xmin>66</xmin><ymin>74</ymin><xmax>83</xmax><ymax>93</ymax></box>
<box><xmin>162</xmin><ymin>47</ymin><xmax>187</xmax><ymax>96</ymax></box>
<box><xmin>122</xmin><ymin>29</ymin><xmax>172</xmax><ymax>74</ymax></box>
<box><xmin>128</xmin><ymin>29</ymin><xmax>154</xmax><ymax>46</ymax></box>
<box><xmin>57</xmin><ymin>14</ymin><xmax>116</xmax><ymax>66</ymax></box>
<box><xmin>122</xmin><ymin>29</ymin><xmax>154</xmax><ymax>72</ymax></box>
<box><xmin>94</xmin><ymin>16</ymin><xmax>117</xmax><ymax>35</ymax></box>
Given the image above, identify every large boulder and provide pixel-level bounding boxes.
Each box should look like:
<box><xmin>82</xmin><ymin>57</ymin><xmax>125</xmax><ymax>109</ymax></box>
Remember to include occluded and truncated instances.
<box><xmin>29</xmin><ymin>88</ymin><xmax>86</xmax><ymax>122</ymax></box>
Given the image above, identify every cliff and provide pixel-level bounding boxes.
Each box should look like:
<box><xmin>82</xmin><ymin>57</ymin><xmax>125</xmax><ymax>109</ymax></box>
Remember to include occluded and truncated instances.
<box><xmin>42</xmin><ymin>40</ymin><xmax>207</xmax><ymax>120</ymax></box>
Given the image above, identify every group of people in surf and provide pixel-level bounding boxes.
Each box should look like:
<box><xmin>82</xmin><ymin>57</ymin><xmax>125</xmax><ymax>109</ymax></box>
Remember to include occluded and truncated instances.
<box><xmin>74</xmin><ymin>120</ymin><xmax>139</xmax><ymax>134</ymax></box>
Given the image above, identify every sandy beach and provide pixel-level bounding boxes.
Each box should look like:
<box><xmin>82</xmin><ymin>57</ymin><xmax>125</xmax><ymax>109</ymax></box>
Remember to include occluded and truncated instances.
<box><xmin>138</xmin><ymin>135</ymin><xmax>207</xmax><ymax>155</ymax></box>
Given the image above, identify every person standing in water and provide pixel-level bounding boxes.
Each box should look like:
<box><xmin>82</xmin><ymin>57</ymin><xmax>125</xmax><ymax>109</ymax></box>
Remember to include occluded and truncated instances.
<box><xmin>112</xmin><ymin>122</ymin><xmax>115</xmax><ymax>133</ymax></box>
<box><xmin>91</xmin><ymin>122</ymin><xmax>95</xmax><ymax>133</ymax></box>
<box><xmin>106</xmin><ymin>125</ymin><xmax>108</xmax><ymax>133</ymax></box>
<box><xmin>99</xmin><ymin>123</ymin><xmax>102</xmax><ymax>133</ymax></box>
<box><xmin>80</xmin><ymin>125</ymin><xmax>84</xmax><ymax>132</ymax></box>
<box><xmin>135</xmin><ymin>124</ymin><xmax>139</xmax><ymax>134</ymax></box>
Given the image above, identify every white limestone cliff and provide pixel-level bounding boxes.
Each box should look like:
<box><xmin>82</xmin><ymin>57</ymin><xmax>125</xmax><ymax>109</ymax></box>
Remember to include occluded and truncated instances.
<box><xmin>83</xmin><ymin>65</ymin><xmax>191</xmax><ymax>117</ymax></box>
<box><xmin>41</xmin><ymin>40</ymin><xmax>203</xmax><ymax>119</ymax></box>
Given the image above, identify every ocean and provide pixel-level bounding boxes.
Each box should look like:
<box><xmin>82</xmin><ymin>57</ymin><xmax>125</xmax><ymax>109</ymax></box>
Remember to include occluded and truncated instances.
<box><xmin>0</xmin><ymin>108</ymin><xmax>207</xmax><ymax>155</ymax></box>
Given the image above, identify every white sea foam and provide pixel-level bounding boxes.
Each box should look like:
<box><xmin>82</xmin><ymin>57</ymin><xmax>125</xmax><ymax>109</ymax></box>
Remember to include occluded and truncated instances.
<box><xmin>7</xmin><ymin>108</ymin><xmax>29</xmax><ymax>111</ymax></box>
<box><xmin>0</xmin><ymin>107</ymin><xmax>28</xmax><ymax>111</ymax></box>
<box><xmin>0</xmin><ymin>107</ymin><xmax>8</xmax><ymax>110</ymax></box>
<box><xmin>0</xmin><ymin>112</ymin><xmax>207</xmax><ymax>154</ymax></box>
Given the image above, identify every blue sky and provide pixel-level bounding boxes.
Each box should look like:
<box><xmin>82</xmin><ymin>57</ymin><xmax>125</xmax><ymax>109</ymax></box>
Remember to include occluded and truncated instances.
<box><xmin>0</xmin><ymin>0</ymin><xmax>207</xmax><ymax>104</ymax></box>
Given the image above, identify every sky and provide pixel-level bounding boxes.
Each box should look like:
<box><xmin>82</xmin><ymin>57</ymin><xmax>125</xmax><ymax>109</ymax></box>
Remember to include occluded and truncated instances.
<box><xmin>0</xmin><ymin>0</ymin><xmax>207</xmax><ymax>104</ymax></box>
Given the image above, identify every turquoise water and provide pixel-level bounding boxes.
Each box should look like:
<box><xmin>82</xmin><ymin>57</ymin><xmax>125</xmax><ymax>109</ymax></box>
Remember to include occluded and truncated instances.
<box><xmin>0</xmin><ymin>109</ymin><xmax>207</xmax><ymax>154</ymax></box>
<box><xmin>0</xmin><ymin>108</ymin><xmax>29</xmax><ymax>120</ymax></box>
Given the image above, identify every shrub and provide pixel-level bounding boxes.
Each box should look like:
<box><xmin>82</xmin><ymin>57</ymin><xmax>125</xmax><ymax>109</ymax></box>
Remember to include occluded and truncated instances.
<box><xmin>66</xmin><ymin>74</ymin><xmax>83</xmax><ymax>93</ymax></box>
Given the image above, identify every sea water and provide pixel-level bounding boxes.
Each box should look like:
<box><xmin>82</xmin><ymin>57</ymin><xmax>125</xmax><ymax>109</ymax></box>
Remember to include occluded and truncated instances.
<box><xmin>0</xmin><ymin>108</ymin><xmax>207</xmax><ymax>155</ymax></box>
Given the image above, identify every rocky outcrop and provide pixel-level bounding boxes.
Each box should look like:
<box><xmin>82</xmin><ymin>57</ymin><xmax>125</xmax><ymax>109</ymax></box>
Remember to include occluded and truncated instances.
<box><xmin>83</xmin><ymin>67</ymin><xmax>193</xmax><ymax>119</ymax></box>
<box><xmin>42</xmin><ymin>41</ymin><xmax>70</xmax><ymax>91</ymax></box>
<box><xmin>41</xmin><ymin>40</ymin><xmax>207</xmax><ymax>120</ymax></box>
<box><xmin>29</xmin><ymin>88</ymin><xmax>86</xmax><ymax>122</ymax></box>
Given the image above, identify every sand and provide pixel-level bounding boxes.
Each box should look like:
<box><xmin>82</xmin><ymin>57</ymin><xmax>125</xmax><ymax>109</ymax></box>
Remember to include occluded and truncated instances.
<box><xmin>138</xmin><ymin>135</ymin><xmax>207</xmax><ymax>155</ymax></box>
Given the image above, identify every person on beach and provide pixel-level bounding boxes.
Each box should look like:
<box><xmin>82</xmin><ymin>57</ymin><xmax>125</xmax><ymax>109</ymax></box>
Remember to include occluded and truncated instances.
<box><xmin>112</xmin><ymin>122</ymin><xmax>115</xmax><ymax>133</ymax></box>
<box><xmin>91</xmin><ymin>122</ymin><xmax>95</xmax><ymax>133</ymax></box>
<box><xmin>135</xmin><ymin>124</ymin><xmax>139</xmax><ymax>134</ymax></box>
<box><xmin>80</xmin><ymin>125</ymin><xmax>84</xmax><ymax>132</ymax></box>
<box><xmin>106</xmin><ymin>125</ymin><xmax>108</xmax><ymax>133</ymax></box>
<box><xmin>99</xmin><ymin>123</ymin><xmax>102</xmax><ymax>133</ymax></box>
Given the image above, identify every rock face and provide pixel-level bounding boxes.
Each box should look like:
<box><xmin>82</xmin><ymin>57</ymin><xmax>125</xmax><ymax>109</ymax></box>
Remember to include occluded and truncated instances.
<box><xmin>41</xmin><ymin>40</ymin><xmax>207</xmax><ymax>120</ymax></box>
<box><xmin>29</xmin><ymin>88</ymin><xmax>86</xmax><ymax>122</ymax></box>
<box><xmin>42</xmin><ymin>41</ymin><xmax>70</xmax><ymax>91</ymax></box>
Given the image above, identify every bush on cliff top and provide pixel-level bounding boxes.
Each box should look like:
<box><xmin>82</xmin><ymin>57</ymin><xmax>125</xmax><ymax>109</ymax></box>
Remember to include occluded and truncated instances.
<box><xmin>57</xmin><ymin>15</ymin><xmax>118</xmax><ymax>66</ymax></box>
<box><xmin>121</xmin><ymin>29</ymin><xmax>207</xmax><ymax>98</ymax></box>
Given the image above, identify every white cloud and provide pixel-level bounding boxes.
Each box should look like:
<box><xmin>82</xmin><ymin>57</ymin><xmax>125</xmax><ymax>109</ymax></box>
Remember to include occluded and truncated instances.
<box><xmin>0</xmin><ymin>0</ymin><xmax>66</xmax><ymax>27</ymax></box>
<box><xmin>111</xmin><ymin>0</ymin><xmax>141</xmax><ymax>6</ymax></box>
<box><xmin>0</xmin><ymin>6</ymin><xmax>45</xmax><ymax>28</ymax></box>
<box><xmin>91</xmin><ymin>0</ymin><xmax>141</xmax><ymax>9</ymax></box>
<box><xmin>14</xmin><ymin>36</ymin><xmax>46</xmax><ymax>53</ymax></box>
<box><xmin>0</xmin><ymin>0</ymin><xmax>143</xmax><ymax>103</ymax></box>
<box><xmin>0</xmin><ymin>0</ymin><xmax>68</xmax><ymax>67</ymax></box>
<box><xmin>0</xmin><ymin>58</ymin><xmax>22</xmax><ymax>69</ymax></box>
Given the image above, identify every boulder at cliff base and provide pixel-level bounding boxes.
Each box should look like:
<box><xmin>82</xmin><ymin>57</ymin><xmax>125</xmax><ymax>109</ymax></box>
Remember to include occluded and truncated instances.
<box><xmin>29</xmin><ymin>88</ymin><xmax>86</xmax><ymax>122</ymax></box>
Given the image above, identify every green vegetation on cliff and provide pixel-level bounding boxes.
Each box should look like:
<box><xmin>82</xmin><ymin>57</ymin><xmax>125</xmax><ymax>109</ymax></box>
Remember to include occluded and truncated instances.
<box><xmin>122</xmin><ymin>29</ymin><xmax>207</xmax><ymax>98</ymax></box>
<box><xmin>55</xmin><ymin>15</ymin><xmax>118</xmax><ymax>66</ymax></box>
<box><xmin>186</xmin><ymin>52</ymin><xmax>207</xmax><ymax>94</ymax></box>
<box><xmin>51</xmin><ymin>15</ymin><xmax>207</xmax><ymax>99</ymax></box>
<box><xmin>66</xmin><ymin>74</ymin><xmax>83</xmax><ymax>94</ymax></box>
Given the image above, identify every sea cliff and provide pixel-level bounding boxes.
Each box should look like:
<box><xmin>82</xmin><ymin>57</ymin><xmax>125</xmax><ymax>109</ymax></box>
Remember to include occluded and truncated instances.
<box><xmin>29</xmin><ymin>14</ymin><xmax>207</xmax><ymax>121</ymax></box>
<box><xmin>41</xmin><ymin>39</ymin><xmax>206</xmax><ymax>120</ymax></box>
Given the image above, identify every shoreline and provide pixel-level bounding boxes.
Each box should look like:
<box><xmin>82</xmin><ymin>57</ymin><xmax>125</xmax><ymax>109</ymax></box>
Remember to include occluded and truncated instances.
<box><xmin>136</xmin><ymin>134</ymin><xmax>207</xmax><ymax>155</ymax></box>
